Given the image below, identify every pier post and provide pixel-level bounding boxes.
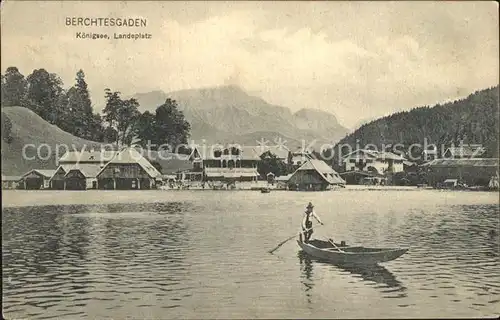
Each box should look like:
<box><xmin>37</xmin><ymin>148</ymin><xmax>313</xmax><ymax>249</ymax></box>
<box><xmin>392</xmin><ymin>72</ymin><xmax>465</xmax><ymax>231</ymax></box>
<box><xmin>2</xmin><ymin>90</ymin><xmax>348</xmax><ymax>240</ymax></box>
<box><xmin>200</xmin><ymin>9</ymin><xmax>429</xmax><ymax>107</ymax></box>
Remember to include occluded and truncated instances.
<box><xmin>113</xmin><ymin>178</ymin><xmax>117</xmax><ymax>190</ymax></box>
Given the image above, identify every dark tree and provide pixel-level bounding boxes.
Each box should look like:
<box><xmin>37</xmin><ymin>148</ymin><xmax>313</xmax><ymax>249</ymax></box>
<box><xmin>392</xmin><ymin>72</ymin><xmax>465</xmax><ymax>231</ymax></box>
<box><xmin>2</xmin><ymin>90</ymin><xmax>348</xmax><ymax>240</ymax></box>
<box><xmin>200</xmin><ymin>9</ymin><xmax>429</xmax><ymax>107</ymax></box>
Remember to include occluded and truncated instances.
<box><xmin>65</xmin><ymin>70</ymin><xmax>97</xmax><ymax>139</ymax></box>
<box><xmin>1</xmin><ymin>67</ymin><xmax>28</xmax><ymax>107</ymax></box>
<box><xmin>136</xmin><ymin>111</ymin><xmax>156</xmax><ymax>147</ymax></box>
<box><xmin>287</xmin><ymin>151</ymin><xmax>293</xmax><ymax>165</ymax></box>
<box><xmin>103</xmin><ymin>89</ymin><xmax>140</xmax><ymax>147</ymax></box>
<box><xmin>90</xmin><ymin>113</ymin><xmax>105</xmax><ymax>142</ymax></box>
<box><xmin>1</xmin><ymin>112</ymin><xmax>13</xmax><ymax>143</ymax></box>
<box><xmin>103</xmin><ymin>126</ymin><xmax>118</xmax><ymax>144</ymax></box>
<box><xmin>258</xmin><ymin>151</ymin><xmax>288</xmax><ymax>177</ymax></box>
<box><xmin>153</xmin><ymin>98</ymin><xmax>191</xmax><ymax>149</ymax></box>
<box><xmin>25</xmin><ymin>68</ymin><xmax>65</xmax><ymax>124</ymax></box>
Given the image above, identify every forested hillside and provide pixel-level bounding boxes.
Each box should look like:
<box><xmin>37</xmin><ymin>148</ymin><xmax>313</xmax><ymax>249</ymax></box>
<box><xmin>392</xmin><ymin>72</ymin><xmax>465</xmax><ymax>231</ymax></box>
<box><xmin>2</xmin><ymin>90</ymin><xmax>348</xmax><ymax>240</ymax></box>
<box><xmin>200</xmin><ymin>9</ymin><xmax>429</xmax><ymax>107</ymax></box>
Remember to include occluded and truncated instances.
<box><xmin>330</xmin><ymin>86</ymin><xmax>499</xmax><ymax>163</ymax></box>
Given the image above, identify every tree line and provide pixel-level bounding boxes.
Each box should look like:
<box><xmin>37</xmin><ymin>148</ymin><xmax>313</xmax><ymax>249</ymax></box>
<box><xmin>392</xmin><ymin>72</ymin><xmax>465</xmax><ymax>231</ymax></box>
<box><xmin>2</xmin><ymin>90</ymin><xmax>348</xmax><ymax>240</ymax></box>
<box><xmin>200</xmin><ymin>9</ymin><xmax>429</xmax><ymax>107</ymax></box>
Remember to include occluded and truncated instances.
<box><xmin>1</xmin><ymin>66</ymin><xmax>191</xmax><ymax>150</ymax></box>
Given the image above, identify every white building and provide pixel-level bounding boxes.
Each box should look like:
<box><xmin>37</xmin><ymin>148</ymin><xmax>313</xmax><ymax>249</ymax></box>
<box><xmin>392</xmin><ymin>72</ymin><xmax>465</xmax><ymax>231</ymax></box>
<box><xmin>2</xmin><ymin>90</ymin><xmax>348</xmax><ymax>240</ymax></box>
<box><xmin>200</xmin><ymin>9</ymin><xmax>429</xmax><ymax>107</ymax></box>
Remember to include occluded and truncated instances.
<box><xmin>341</xmin><ymin>149</ymin><xmax>406</xmax><ymax>174</ymax></box>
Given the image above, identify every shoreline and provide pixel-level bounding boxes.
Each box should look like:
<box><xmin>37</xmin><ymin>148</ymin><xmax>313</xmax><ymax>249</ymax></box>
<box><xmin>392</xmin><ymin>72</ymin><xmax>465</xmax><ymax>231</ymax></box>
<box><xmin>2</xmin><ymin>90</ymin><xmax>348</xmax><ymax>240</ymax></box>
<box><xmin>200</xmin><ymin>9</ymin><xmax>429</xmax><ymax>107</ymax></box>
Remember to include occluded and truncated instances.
<box><xmin>2</xmin><ymin>186</ymin><xmax>497</xmax><ymax>208</ymax></box>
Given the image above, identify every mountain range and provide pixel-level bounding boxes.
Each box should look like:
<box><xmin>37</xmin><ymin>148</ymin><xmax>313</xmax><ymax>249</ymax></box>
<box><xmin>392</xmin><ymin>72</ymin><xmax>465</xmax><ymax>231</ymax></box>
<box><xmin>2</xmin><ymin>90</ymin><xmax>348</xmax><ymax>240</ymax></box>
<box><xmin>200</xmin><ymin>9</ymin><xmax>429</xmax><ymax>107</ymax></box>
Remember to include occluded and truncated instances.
<box><xmin>132</xmin><ymin>85</ymin><xmax>349</xmax><ymax>148</ymax></box>
<box><xmin>3</xmin><ymin>85</ymin><xmax>497</xmax><ymax>176</ymax></box>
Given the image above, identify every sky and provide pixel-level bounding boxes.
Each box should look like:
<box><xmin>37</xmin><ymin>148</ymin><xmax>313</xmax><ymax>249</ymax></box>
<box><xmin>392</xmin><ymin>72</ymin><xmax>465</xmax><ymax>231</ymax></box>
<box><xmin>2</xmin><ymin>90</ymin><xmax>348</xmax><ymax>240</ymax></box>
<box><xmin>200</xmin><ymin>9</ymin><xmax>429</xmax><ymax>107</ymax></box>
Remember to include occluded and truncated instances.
<box><xmin>1</xmin><ymin>1</ymin><xmax>498</xmax><ymax>128</ymax></box>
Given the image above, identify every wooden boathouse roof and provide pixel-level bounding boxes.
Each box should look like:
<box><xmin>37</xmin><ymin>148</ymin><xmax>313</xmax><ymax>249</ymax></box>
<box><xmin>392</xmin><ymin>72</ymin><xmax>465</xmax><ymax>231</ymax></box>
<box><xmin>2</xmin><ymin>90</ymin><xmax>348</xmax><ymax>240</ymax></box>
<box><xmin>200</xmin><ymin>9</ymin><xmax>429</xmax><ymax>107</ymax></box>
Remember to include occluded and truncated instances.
<box><xmin>96</xmin><ymin>147</ymin><xmax>162</xmax><ymax>178</ymax></box>
<box><xmin>420</xmin><ymin>158</ymin><xmax>499</xmax><ymax>167</ymax></box>
<box><xmin>292</xmin><ymin>159</ymin><xmax>345</xmax><ymax>184</ymax></box>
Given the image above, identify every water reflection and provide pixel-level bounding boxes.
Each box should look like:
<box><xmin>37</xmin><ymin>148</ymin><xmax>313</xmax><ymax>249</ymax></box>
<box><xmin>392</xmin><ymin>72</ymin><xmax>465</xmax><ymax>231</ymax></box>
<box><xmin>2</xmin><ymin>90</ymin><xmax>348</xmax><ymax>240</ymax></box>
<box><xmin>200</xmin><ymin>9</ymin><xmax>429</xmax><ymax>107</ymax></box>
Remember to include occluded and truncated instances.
<box><xmin>2</xmin><ymin>202</ymin><xmax>193</xmax><ymax>318</ymax></box>
<box><xmin>3</xmin><ymin>193</ymin><xmax>499</xmax><ymax>319</ymax></box>
<box><xmin>298</xmin><ymin>251</ymin><xmax>406</xmax><ymax>297</ymax></box>
<box><xmin>298</xmin><ymin>251</ymin><xmax>314</xmax><ymax>305</ymax></box>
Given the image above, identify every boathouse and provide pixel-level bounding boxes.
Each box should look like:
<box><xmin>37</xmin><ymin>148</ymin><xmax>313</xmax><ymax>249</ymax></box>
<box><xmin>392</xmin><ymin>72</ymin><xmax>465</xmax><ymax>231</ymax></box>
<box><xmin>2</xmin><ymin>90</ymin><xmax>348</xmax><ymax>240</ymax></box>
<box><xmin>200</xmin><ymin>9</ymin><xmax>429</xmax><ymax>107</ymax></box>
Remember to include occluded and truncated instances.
<box><xmin>19</xmin><ymin>169</ymin><xmax>56</xmax><ymax>190</ymax></box>
<box><xmin>64</xmin><ymin>164</ymin><xmax>102</xmax><ymax>190</ymax></box>
<box><xmin>2</xmin><ymin>175</ymin><xmax>21</xmax><ymax>189</ymax></box>
<box><xmin>49</xmin><ymin>165</ymin><xmax>73</xmax><ymax>189</ymax></box>
<box><xmin>287</xmin><ymin>159</ymin><xmax>345</xmax><ymax>191</ymax></box>
<box><xmin>50</xmin><ymin>150</ymin><xmax>118</xmax><ymax>189</ymax></box>
<box><xmin>421</xmin><ymin>158</ymin><xmax>499</xmax><ymax>187</ymax></box>
<box><xmin>96</xmin><ymin>147</ymin><xmax>161</xmax><ymax>189</ymax></box>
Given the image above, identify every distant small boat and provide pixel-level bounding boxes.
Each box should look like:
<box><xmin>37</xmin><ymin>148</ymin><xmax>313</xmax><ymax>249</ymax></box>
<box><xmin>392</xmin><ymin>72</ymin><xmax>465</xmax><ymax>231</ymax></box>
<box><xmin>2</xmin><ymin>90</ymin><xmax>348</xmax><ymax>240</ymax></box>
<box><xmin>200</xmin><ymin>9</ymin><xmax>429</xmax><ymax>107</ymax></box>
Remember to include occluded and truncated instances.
<box><xmin>297</xmin><ymin>239</ymin><xmax>408</xmax><ymax>265</ymax></box>
<box><xmin>261</xmin><ymin>187</ymin><xmax>271</xmax><ymax>193</ymax></box>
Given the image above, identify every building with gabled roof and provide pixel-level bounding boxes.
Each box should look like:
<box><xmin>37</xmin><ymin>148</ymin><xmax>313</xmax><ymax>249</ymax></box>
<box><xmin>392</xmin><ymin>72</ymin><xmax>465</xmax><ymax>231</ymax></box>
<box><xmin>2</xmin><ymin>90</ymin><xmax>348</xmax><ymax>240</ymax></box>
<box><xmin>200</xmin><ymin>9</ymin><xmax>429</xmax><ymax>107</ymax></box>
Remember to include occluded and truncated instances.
<box><xmin>96</xmin><ymin>147</ymin><xmax>162</xmax><ymax>189</ymax></box>
<box><xmin>64</xmin><ymin>164</ymin><xmax>104</xmax><ymax>190</ymax></box>
<box><xmin>19</xmin><ymin>169</ymin><xmax>56</xmax><ymax>189</ymax></box>
<box><xmin>188</xmin><ymin>144</ymin><xmax>262</xmax><ymax>182</ymax></box>
<box><xmin>287</xmin><ymin>159</ymin><xmax>345</xmax><ymax>191</ymax></box>
<box><xmin>2</xmin><ymin>175</ymin><xmax>21</xmax><ymax>189</ymax></box>
<box><xmin>420</xmin><ymin>158</ymin><xmax>499</xmax><ymax>187</ymax></box>
<box><xmin>341</xmin><ymin>149</ymin><xmax>406</xmax><ymax>174</ymax></box>
<box><xmin>49</xmin><ymin>165</ymin><xmax>77</xmax><ymax>189</ymax></box>
<box><xmin>58</xmin><ymin>149</ymin><xmax>119</xmax><ymax>165</ymax></box>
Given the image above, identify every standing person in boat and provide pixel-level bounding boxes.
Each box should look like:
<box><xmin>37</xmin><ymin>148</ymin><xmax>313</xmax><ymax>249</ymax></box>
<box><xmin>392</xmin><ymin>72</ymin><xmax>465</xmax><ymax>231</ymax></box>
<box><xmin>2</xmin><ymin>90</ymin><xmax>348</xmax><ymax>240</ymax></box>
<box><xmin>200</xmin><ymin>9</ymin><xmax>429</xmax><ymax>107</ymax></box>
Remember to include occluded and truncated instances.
<box><xmin>301</xmin><ymin>202</ymin><xmax>324</xmax><ymax>243</ymax></box>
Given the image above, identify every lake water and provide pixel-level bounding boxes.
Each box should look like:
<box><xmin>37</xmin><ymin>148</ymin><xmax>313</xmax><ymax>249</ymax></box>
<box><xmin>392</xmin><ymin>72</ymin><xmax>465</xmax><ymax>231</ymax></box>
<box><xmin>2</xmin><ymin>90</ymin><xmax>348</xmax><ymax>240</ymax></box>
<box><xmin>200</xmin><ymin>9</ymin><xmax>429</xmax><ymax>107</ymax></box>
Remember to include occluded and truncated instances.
<box><xmin>2</xmin><ymin>189</ymin><xmax>499</xmax><ymax>319</ymax></box>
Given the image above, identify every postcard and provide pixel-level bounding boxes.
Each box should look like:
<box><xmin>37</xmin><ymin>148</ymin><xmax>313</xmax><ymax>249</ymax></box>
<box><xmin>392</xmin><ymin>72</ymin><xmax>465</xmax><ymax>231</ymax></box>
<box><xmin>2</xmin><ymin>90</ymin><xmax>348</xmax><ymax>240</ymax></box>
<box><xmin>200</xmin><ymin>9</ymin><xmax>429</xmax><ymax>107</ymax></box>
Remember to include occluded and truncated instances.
<box><xmin>1</xmin><ymin>1</ymin><xmax>499</xmax><ymax>319</ymax></box>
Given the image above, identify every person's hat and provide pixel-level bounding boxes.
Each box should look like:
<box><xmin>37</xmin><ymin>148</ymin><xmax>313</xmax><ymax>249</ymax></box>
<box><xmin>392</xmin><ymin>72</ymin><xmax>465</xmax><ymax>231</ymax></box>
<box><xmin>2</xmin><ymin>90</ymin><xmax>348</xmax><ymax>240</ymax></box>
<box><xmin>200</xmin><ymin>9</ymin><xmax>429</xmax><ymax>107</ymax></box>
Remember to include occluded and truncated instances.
<box><xmin>306</xmin><ymin>202</ymin><xmax>314</xmax><ymax>209</ymax></box>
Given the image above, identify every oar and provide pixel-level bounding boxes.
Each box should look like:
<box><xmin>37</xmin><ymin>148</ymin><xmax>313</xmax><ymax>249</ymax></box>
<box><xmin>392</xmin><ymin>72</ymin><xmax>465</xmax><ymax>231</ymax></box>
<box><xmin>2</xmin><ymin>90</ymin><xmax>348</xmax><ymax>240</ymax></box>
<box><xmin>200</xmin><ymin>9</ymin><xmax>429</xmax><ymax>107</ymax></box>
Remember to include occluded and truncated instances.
<box><xmin>268</xmin><ymin>224</ymin><xmax>326</xmax><ymax>254</ymax></box>
<box><xmin>326</xmin><ymin>238</ymin><xmax>346</xmax><ymax>253</ymax></box>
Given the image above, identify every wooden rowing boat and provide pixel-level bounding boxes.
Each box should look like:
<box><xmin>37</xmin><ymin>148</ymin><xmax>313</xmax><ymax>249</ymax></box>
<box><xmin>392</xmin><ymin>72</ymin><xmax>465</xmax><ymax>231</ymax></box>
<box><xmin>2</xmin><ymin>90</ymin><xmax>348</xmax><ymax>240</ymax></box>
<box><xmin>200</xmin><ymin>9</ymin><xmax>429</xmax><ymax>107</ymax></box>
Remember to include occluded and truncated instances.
<box><xmin>297</xmin><ymin>238</ymin><xmax>408</xmax><ymax>264</ymax></box>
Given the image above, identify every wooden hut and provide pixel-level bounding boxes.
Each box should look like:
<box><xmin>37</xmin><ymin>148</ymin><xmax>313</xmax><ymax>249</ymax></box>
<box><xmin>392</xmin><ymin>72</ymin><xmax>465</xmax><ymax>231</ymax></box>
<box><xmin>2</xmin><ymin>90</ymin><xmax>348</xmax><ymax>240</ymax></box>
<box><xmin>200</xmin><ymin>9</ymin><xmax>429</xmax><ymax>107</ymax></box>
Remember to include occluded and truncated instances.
<box><xmin>96</xmin><ymin>147</ymin><xmax>161</xmax><ymax>190</ymax></box>
<box><xmin>2</xmin><ymin>175</ymin><xmax>21</xmax><ymax>189</ymax></box>
<box><xmin>287</xmin><ymin>159</ymin><xmax>345</xmax><ymax>191</ymax></box>
<box><xmin>64</xmin><ymin>164</ymin><xmax>102</xmax><ymax>190</ymax></box>
<box><xmin>19</xmin><ymin>169</ymin><xmax>56</xmax><ymax>190</ymax></box>
<box><xmin>49</xmin><ymin>165</ymin><xmax>73</xmax><ymax>189</ymax></box>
